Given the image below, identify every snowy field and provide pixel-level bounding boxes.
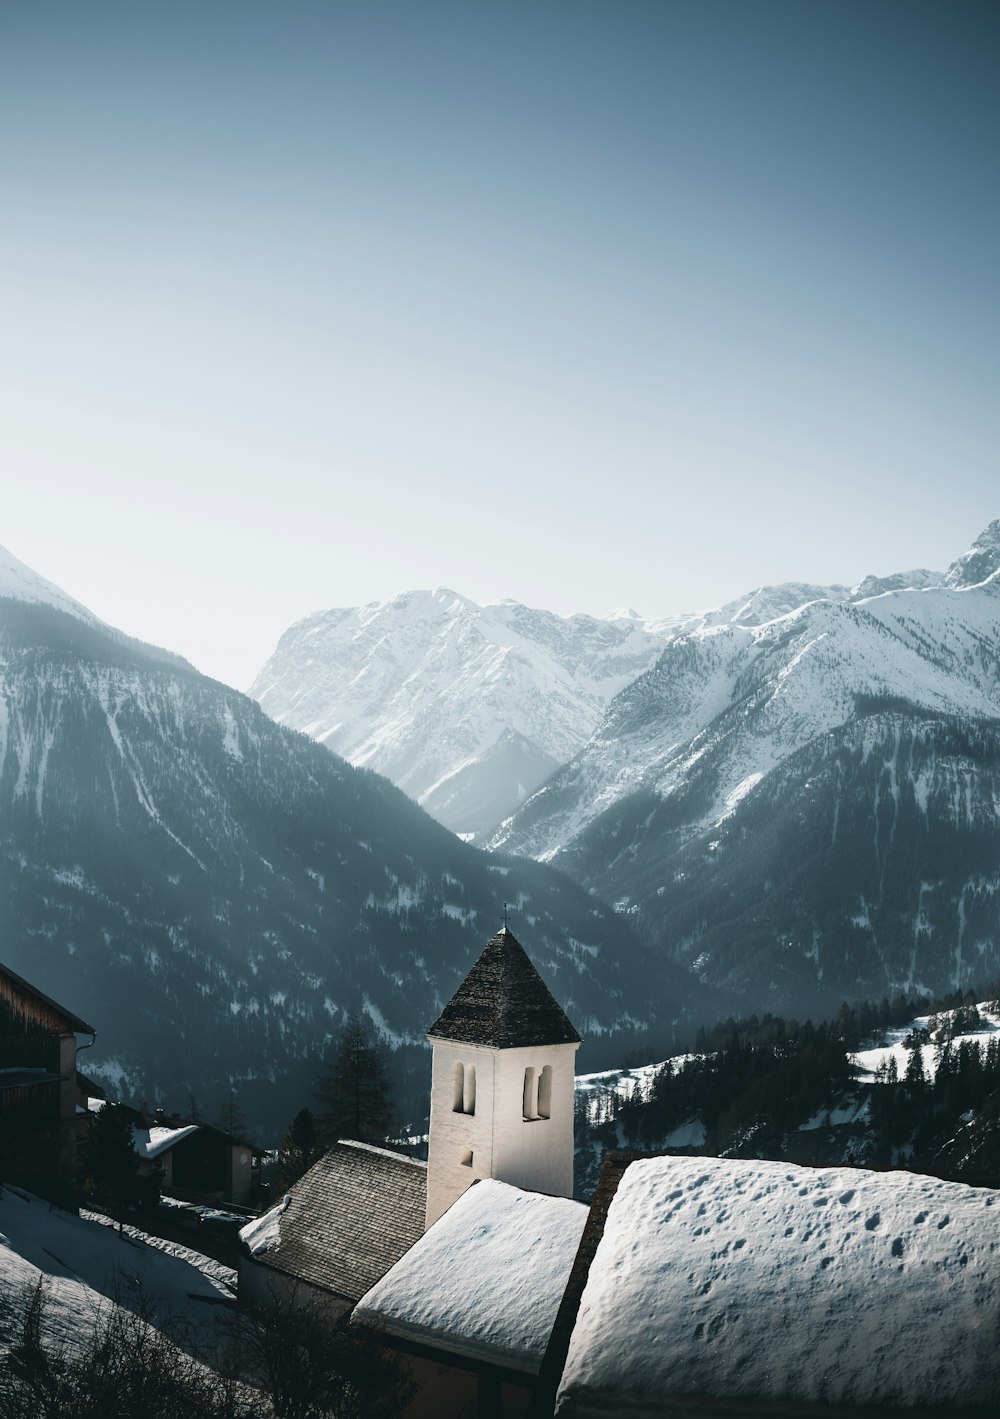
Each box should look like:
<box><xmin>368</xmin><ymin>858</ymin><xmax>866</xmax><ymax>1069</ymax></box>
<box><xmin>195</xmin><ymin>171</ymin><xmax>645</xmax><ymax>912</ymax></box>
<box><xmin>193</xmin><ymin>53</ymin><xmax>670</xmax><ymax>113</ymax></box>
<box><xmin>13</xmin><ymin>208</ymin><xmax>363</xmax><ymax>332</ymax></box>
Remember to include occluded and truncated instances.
<box><xmin>576</xmin><ymin>1055</ymin><xmax>702</xmax><ymax>1115</ymax></box>
<box><xmin>0</xmin><ymin>1186</ymin><xmax>235</xmax><ymax>1360</ymax></box>
<box><xmin>853</xmin><ymin>999</ymin><xmax>1000</xmax><ymax>1083</ymax></box>
<box><xmin>577</xmin><ymin>998</ymin><xmax>1000</xmax><ymax>1122</ymax></box>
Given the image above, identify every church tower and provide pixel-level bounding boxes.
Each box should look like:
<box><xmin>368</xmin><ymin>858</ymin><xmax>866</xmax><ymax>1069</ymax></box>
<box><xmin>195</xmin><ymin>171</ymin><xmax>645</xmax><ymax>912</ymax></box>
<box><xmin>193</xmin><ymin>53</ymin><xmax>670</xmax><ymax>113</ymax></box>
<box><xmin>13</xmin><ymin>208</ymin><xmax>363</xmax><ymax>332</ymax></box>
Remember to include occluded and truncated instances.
<box><xmin>424</xmin><ymin>926</ymin><xmax>582</xmax><ymax>1230</ymax></box>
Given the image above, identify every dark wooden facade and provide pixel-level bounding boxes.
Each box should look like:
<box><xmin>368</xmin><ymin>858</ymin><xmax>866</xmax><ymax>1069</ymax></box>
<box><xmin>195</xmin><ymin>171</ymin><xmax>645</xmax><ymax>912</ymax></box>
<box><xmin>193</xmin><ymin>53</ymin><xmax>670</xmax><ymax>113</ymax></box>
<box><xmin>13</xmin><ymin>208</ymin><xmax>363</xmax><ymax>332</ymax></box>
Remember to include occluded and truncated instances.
<box><xmin>0</xmin><ymin>961</ymin><xmax>95</xmax><ymax>1202</ymax></box>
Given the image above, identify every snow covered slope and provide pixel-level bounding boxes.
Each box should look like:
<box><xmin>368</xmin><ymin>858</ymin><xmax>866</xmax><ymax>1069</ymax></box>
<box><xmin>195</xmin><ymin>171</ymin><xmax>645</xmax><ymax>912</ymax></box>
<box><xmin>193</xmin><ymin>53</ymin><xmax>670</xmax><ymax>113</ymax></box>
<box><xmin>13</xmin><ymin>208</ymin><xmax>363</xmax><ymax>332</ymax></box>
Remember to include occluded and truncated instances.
<box><xmin>0</xmin><ymin>561</ymin><xmax>704</xmax><ymax>1134</ymax></box>
<box><xmin>250</xmin><ymin>568</ymin><xmax>946</xmax><ymax>845</ymax></box>
<box><xmin>492</xmin><ymin>523</ymin><xmax>1000</xmax><ymax>1012</ymax></box>
<box><xmin>250</xmin><ymin>591</ymin><xmax>673</xmax><ymax>839</ymax></box>
<box><xmin>0</xmin><ymin>1186</ymin><xmax>234</xmax><ymax>1360</ymax></box>
<box><xmin>0</xmin><ymin>541</ymin><xmax>102</xmax><ymax>627</ymax></box>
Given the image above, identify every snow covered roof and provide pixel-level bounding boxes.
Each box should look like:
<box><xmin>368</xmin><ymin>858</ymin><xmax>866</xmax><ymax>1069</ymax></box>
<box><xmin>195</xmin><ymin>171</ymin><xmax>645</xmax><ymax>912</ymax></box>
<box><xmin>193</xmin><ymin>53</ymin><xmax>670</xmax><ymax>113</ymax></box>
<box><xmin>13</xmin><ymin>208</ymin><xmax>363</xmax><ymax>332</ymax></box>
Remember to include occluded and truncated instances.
<box><xmin>133</xmin><ymin>1124</ymin><xmax>200</xmax><ymax>1160</ymax></box>
<box><xmin>549</xmin><ymin>1153</ymin><xmax>1000</xmax><ymax>1416</ymax></box>
<box><xmin>428</xmin><ymin>928</ymin><xmax>581</xmax><ymax>1049</ymax></box>
<box><xmin>354</xmin><ymin>1179</ymin><xmax>587</xmax><ymax>1374</ymax></box>
<box><xmin>240</xmin><ymin>1194</ymin><xmax>289</xmax><ymax>1256</ymax></box>
<box><xmin>240</xmin><ymin>1141</ymin><xmax>427</xmax><ymax>1304</ymax></box>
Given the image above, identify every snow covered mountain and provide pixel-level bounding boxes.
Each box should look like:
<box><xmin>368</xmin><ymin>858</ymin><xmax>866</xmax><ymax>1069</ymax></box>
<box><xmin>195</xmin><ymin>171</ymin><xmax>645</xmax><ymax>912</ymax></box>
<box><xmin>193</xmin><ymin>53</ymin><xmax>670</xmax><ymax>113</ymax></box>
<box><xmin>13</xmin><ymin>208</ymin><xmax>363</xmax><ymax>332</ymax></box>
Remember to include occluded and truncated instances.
<box><xmin>249</xmin><ymin>591</ymin><xmax>674</xmax><ymax>839</ymax></box>
<box><xmin>0</xmin><ymin>540</ymin><xmax>103</xmax><ymax>626</ymax></box>
<box><xmin>491</xmin><ymin>523</ymin><xmax>1000</xmax><ymax>1014</ymax></box>
<box><xmin>250</xmin><ymin>568</ymin><xmax>951</xmax><ymax>847</ymax></box>
<box><xmin>0</xmin><ymin>551</ymin><xmax>709</xmax><ymax>1137</ymax></box>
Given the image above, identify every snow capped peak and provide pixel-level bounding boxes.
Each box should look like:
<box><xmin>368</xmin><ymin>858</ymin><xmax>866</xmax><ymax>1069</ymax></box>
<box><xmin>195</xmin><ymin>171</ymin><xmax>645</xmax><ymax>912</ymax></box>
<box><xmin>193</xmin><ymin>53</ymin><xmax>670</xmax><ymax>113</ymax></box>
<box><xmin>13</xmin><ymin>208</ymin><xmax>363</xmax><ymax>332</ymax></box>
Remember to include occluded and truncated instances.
<box><xmin>944</xmin><ymin>518</ymin><xmax>1000</xmax><ymax>589</ymax></box>
<box><xmin>850</xmin><ymin>568</ymin><xmax>940</xmax><ymax>600</ymax></box>
<box><xmin>0</xmin><ymin>542</ymin><xmax>101</xmax><ymax>627</ymax></box>
<box><xmin>608</xmin><ymin>607</ymin><xmax>643</xmax><ymax>622</ymax></box>
<box><xmin>250</xmin><ymin>591</ymin><xmax>673</xmax><ymax>838</ymax></box>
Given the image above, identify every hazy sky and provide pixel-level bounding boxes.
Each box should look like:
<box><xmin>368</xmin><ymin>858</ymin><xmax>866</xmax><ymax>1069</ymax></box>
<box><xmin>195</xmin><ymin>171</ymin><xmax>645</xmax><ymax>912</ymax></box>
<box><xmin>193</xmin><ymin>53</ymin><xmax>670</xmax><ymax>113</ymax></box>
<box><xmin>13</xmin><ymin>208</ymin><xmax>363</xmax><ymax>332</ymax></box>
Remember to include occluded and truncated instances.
<box><xmin>2</xmin><ymin>1</ymin><xmax>997</xmax><ymax>688</ymax></box>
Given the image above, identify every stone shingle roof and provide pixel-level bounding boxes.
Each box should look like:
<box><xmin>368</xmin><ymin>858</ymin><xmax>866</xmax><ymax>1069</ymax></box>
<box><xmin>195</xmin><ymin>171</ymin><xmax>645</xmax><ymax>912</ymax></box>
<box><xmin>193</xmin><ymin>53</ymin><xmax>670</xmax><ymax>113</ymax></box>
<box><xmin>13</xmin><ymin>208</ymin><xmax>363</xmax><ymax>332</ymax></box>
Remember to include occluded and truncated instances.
<box><xmin>251</xmin><ymin>1141</ymin><xmax>427</xmax><ymax>1304</ymax></box>
<box><xmin>428</xmin><ymin>927</ymin><xmax>581</xmax><ymax>1049</ymax></box>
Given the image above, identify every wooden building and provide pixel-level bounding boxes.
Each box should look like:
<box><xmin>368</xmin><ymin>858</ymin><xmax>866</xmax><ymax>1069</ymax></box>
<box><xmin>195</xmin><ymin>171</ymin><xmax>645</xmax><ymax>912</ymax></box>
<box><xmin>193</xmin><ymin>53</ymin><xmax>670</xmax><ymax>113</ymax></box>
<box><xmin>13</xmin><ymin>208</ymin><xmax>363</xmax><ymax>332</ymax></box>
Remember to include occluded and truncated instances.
<box><xmin>0</xmin><ymin>959</ymin><xmax>96</xmax><ymax>1201</ymax></box>
<box><xmin>139</xmin><ymin>1111</ymin><xmax>265</xmax><ymax>1207</ymax></box>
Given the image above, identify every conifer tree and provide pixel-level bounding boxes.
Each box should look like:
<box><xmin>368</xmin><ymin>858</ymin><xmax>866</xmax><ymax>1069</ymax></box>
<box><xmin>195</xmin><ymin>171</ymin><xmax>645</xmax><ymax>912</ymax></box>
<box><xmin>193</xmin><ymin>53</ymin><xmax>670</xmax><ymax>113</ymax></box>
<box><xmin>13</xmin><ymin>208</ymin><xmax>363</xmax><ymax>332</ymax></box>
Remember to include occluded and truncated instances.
<box><xmin>317</xmin><ymin>1012</ymin><xmax>394</xmax><ymax>1144</ymax></box>
<box><xmin>217</xmin><ymin>1087</ymin><xmax>247</xmax><ymax>1138</ymax></box>
<box><xmin>78</xmin><ymin>1103</ymin><xmax>151</xmax><ymax>1225</ymax></box>
<box><xmin>273</xmin><ymin>1107</ymin><xmax>321</xmax><ymax>1193</ymax></box>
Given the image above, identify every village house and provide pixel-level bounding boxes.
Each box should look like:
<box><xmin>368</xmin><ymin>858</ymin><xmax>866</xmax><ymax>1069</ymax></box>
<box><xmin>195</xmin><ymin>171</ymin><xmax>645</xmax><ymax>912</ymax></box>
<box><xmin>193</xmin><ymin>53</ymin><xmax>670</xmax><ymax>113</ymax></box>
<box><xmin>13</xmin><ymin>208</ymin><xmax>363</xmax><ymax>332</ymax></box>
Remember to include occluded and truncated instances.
<box><xmin>0</xmin><ymin>958</ymin><xmax>96</xmax><ymax>1202</ymax></box>
<box><xmin>137</xmin><ymin>1110</ymin><xmax>265</xmax><ymax>1207</ymax></box>
<box><xmin>78</xmin><ymin>1089</ymin><xmax>268</xmax><ymax>1210</ymax></box>
<box><xmin>238</xmin><ymin>1139</ymin><xmax>426</xmax><ymax>1314</ymax></box>
<box><xmin>242</xmin><ymin>926</ymin><xmax>584</xmax><ymax>1414</ymax></box>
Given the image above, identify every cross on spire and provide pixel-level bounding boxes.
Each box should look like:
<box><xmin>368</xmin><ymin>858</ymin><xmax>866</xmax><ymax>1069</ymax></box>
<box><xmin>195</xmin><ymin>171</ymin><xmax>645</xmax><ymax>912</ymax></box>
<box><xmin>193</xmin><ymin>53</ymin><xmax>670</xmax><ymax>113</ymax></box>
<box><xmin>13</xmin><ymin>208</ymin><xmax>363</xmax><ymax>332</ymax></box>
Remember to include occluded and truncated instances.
<box><xmin>501</xmin><ymin>901</ymin><xmax>511</xmax><ymax>929</ymax></box>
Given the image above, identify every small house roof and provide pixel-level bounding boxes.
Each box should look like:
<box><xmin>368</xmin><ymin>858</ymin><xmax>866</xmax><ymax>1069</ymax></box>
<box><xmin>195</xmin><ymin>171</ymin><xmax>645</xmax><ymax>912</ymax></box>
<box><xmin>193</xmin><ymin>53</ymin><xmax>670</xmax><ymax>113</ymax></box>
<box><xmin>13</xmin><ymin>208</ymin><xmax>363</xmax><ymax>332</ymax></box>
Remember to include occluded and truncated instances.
<box><xmin>145</xmin><ymin>1112</ymin><xmax>264</xmax><ymax>1153</ymax></box>
<box><xmin>544</xmin><ymin>1153</ymin><xmax>1000</xmax><ymax>1418</ymax></box>
<box><xmin>240</xmin><ymin>1141</ymin><xmax>427</xmax><ymax>1305</ymax></box>
<box><xmin>0</xmin><ymin>960</ymin><xmax>95</xmax><ymax>1035</ymax></box>
<box><xmin>355</xmin><ymin>1179</ymin><xmax>587</xmax><ymax>1374</ymax></box>
<box><xmin>135</xmin><ymin>1124</ymin><xmax>201</xmax><ymax>1160</ymax></box>
<box><xmin>428</xmin><ymin>928</ymin><xmax>581</xmax><ymax>1049</ymax></box>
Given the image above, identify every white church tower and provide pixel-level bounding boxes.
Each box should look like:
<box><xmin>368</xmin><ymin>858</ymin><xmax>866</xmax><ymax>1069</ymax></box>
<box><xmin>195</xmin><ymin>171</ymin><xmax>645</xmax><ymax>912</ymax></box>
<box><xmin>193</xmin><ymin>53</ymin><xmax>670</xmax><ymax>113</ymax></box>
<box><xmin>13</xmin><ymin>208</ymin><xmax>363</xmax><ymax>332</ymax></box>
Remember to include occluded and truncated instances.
<box><xmin>424</xmin><ymin>926</ymin><xmax>582</xmax><ymax>1230</ymax></box>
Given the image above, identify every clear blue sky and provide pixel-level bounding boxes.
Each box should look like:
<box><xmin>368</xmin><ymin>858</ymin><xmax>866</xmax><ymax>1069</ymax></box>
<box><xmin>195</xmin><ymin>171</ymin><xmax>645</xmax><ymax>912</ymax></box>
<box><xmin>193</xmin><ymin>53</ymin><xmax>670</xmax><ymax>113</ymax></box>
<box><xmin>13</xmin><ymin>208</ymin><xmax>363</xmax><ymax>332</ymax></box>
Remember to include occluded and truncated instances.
<box><xmin>1</xmin><ymin>1</ymin><xmax>997</xmax><ymax>687</ymax></box>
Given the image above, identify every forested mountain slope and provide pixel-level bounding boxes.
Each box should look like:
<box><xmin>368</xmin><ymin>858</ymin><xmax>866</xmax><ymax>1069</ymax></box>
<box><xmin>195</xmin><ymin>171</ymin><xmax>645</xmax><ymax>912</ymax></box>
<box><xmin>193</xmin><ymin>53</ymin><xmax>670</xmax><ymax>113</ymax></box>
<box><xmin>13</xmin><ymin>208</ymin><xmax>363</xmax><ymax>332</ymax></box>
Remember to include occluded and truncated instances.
<box><xmin>493</xmin><ymin>523</ymin><xmax>1000</xmax><ymax>1016</ymax></box>
<box><xmin>0</xmin><ymin>555</ymin><xmax>708</xmax><ymax>1135</ymax></box>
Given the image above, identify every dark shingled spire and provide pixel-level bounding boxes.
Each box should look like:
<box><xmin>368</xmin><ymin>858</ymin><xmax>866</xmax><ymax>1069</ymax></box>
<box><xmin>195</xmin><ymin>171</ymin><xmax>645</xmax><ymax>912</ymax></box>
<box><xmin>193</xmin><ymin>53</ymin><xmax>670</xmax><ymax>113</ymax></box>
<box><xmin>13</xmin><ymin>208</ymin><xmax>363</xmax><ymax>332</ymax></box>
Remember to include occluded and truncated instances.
<box><xmin>428</xmin><ymin>927</ymin><xmax>581</xmax><ymax>1048</ymax></box>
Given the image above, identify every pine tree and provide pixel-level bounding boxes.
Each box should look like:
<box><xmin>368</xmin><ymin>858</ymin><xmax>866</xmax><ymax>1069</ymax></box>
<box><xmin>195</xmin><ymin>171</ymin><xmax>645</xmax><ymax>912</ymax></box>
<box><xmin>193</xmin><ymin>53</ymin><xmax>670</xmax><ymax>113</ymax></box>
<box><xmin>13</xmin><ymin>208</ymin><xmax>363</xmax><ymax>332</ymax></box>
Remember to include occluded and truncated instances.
<box><xmin>273</xmin><ymin>1107</ymin><xmax>321</xmax><ymax>1193</ymax></box>
<box><xmin>317</xmin><ymin>1012</ymin><xmax>394</xmax><ymax>1144</ymax></box>
<box><xmin>217</xmin><ymin>1087</ymin><xmax>247</xmax><ymax>1138</ymax></box>
<box><xmin>79</xmin><ymin>1103</ymin><xmax>151</xmax><ymax>1225</ymax></box>
<box><xmin>905</xmin><ymin>1042</ymin><xmax>927</xmax><ymax>1089</ymax></box>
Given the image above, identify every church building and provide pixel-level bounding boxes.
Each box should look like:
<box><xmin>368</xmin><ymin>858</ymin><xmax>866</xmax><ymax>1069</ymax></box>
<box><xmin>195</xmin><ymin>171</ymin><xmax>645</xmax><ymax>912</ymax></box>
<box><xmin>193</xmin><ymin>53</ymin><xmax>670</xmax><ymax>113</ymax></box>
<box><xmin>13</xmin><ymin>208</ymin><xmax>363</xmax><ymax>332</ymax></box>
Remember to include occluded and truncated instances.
<box><xmin>424</xmin><ymin>925</ymin><xmax>581</xmax><ymax>1228</ymax></box>
<box><xmin>241</xmin><ymin>928</ymin><xmax>1000</xmax><ymax>1419</ymax></box>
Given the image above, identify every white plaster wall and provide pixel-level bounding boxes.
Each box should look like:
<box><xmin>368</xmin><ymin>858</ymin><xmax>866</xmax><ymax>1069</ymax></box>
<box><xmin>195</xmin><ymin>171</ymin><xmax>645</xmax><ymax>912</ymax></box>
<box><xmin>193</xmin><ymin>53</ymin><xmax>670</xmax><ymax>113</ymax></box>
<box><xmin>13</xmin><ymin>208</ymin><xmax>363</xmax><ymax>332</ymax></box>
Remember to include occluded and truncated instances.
<box><xmin>425</xmin><ymin>1039</ymin><xmax>496</xmax><ymax>1229</ymax></box>
<box><xmin>425</xmin><ymin>1038</ymin><xmax>579</xmax><ymax>1229</ymax></box>
<box><xmin>490</xmin><ymin>1043</ymin><xmax>578</xmax><ymax>1201</ymax></box>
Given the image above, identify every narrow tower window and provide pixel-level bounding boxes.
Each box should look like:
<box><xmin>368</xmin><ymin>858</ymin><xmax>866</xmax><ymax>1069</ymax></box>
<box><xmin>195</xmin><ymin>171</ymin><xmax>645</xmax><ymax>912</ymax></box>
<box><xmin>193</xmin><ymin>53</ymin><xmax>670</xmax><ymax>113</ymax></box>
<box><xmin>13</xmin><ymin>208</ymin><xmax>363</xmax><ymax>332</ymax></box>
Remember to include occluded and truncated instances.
<box><xmin>523</xmin><ymin>1066</ymin><xmax>538</xmax><ymax>1120</ymax></box>
<box><xmin>538</xmin><ymin>1064</ymin><xmax>553</xmax><ymax>1119</ymax></box>
<box><xmin>453</xmin><ymin>1060</ymin><xmax>476</xmax><ymax>1114</ymax></box>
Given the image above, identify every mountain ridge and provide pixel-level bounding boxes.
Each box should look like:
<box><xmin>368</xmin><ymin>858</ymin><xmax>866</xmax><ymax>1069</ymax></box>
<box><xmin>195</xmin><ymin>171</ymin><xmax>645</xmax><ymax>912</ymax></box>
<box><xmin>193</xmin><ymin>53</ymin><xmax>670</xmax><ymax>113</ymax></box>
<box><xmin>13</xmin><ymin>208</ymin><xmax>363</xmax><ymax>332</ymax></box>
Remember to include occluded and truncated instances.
<box><xmin>0</xmin><ymin>571</ymin><xmax>710</xmax><ymax>1135</ymax></box>
<box><xmin>487</xmin><ymin>521</ymin><xmax>1000</xmax><ymax>1015</ymax></box>
<box><xmin>250</xmin><ymin>588</ymin><xmax>675</xmax><ymax>839</ymax></box>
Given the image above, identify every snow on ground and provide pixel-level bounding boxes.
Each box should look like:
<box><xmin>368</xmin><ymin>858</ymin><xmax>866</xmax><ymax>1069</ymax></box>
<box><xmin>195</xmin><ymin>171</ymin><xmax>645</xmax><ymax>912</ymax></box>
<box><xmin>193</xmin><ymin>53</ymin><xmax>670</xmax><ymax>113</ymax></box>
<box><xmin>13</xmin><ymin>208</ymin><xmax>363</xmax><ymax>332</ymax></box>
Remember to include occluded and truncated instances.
<box><xmin>0</xmin><ymin>1186</ymin><xmax>235</xmax><ymax>1361</ymax></box>
<box><xmin>853</xmin><ymin>1000</ymin><xmax>1000</xmax><ymax>1083</ymax></box>
<box><xmin>663</xmin><ymin>1117</ymin><xmax>706</xmax><ymax>1147</ymax></box>
<box><xmin>575</xmin><ymin>1055</ymin><xmax>702</xmax><ymax>1121</ymax></box>
<box><xmin>799</xmin><ymin>1096</ymin><xmax>869</xmax><ymax>1131</ymax></box>
<box><xmin>354</xmin><ymin>1180</ymin><xmax>587</xmax><ymax>1373</ymax></box>
<box><xmin>557</xmin><ymin>1155</ymin><xmax>1000</xmax><ymax>1414</ymax></box>
<box><xmin>576</xmin><ymin>1062</ymin><xmax>662</xmax><ymax>1117</ymax></box>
